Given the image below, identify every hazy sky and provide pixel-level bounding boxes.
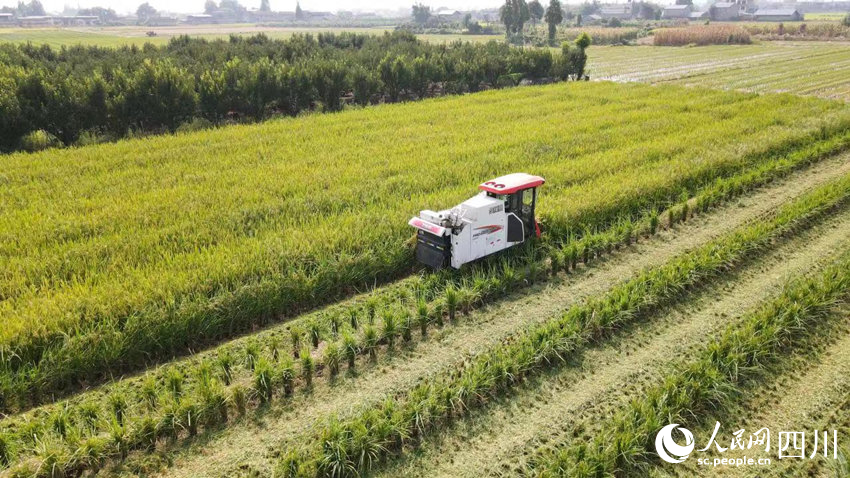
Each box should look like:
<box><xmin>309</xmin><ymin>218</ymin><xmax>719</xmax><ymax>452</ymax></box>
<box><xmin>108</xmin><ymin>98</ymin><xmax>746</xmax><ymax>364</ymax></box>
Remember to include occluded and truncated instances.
<box><xmin>1</xmin><ymin>0</ymin><xmax>509</xmax><ymax>16</ymax></box>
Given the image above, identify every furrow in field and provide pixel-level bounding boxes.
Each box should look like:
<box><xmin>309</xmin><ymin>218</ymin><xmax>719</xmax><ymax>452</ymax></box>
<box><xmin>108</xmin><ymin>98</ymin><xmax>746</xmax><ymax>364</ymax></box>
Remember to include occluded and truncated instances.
<box><xmin>677</xmin><ymin>321</ymin><xmax>850</xmax><ymax>477</ymax></box>
<box><xmin>372</xmin><ymin>204</ymin><xmax>850</xmax><ymax>478</ymax></box>
<box><xmin>147</xmin><ymin>152</ymin><xmax>850</xmax><ymax>477</ymax></box>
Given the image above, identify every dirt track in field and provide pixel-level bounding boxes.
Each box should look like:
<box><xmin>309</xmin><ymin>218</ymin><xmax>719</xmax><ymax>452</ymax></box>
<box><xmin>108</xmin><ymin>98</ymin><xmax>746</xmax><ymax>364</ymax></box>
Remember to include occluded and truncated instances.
<box><xmin>136</xmin><ymin>153</ymin><xmax>850</xmax><ymax>478</ymax></box>
<box><xmin>373</xmin><ymin>206</ymin><xmax>850</xmax><ymax>478</ymax></box>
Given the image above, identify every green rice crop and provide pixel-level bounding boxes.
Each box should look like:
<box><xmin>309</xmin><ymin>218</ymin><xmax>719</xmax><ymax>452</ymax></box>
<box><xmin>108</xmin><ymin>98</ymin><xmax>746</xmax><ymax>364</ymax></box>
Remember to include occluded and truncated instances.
<box><xmin>3</xmin><ymin>81</ymin><xmax>850</xmax><ymax>412</ymax></box>
<box><xmin>270</xmin><ymin>168</ymin><xmax>850</xmax><ymax>477</ymax></box>
<box><xmin>0</xmin><ymin>136</ymin><xmax>847</xmax><ymax>475</ymax></box>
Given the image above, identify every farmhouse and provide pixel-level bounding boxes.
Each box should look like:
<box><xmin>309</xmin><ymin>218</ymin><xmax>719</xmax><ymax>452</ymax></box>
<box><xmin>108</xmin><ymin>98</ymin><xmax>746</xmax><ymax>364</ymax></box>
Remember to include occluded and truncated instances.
<box><xmin>0</xmin><ymin>12</ymin><xmax>13</xmax><ymax>25</ymax></box>
<box><xmin>435</xmin><ymin>8</ymin><xmax>464</xmax><ymax>21</ymax></box>
<box><xmin>55</xmin><ymin>15</ymin><xmax>99</xmax><ymax>26</ymax></box>
<box><xmin>689</xmin><ymin>10</ymin><xmax>710</xmax><ymax>20</ymax></box>
<box><xmin>18</xmin><ymin>15</ymin><xmax>54</xmax><ymax>26</ymax></box>
<box><xmin>710</xmin><ymin>1</ymin><xmax>743</xmax><ymax>20</ymax></box>
<box><xmin>185</xmin><ymin>14</ymin><xmax>213</xmax><ymax>23</ymax></box>
<box><xmin>598</xmin><ymin>3</ymin><xmax>637</xmax><ymax>20</ymax></box>
<box><xmin>661</xmin><ymin>4</ymin><xmax>691</xmax><ymax>19</ymax></box>
<box><xmin>305</xmin><ymin>10</ymin><xmax>335</xmax><ymax>20</ymax></box>
<box><xmin>753</xmin><ymin>8</ymin><xmax>803</xmax><ymax>21</ymax></box>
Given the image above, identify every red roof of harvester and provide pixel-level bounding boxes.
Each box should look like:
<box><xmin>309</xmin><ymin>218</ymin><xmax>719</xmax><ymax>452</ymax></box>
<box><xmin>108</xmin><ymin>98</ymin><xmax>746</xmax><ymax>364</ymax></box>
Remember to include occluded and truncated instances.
<box><xmin>479</xmin><ymin>173</ymin><xmax>545</xmax><ymax>194</ymax></box>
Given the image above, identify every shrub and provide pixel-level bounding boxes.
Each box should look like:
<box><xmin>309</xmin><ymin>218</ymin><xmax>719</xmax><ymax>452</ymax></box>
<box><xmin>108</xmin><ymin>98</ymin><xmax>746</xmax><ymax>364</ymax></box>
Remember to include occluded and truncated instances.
<box><xmin>19</xmin><ymin>129</ymin><xmax>60</xmax><ymax>152</ymax></box>
<box><xmin>175</xmin><ymin>117</ymin><xmax>213</xmax><ymax>134</ymax></box>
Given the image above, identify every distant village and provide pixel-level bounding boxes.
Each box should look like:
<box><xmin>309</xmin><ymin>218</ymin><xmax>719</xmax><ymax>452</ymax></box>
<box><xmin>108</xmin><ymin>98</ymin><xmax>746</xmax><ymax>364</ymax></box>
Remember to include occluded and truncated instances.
<box><xmin>0</xmin><ymin>0</ymin><xmax>848</xmax><ymax>27</ymax></box>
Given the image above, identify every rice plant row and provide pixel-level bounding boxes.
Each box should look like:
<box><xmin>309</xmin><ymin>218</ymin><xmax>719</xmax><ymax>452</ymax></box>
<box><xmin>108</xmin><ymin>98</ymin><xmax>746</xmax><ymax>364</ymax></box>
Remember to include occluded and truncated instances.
<box><xmin>589</xmin><ymin>42</ymin><xmax>850</xmax><ymax>101</ymax></box>
<box><xmin>2</xmin><ymin>116</ymin><xmax>844</xmax><ymax>443</ymax></box>
<box><xmin>1</xmin><ymin>129</ymin><xmax>847</xmax><ymax>475</ymax></box>
<box><xmin>268</xmin><ymin>168</ymin><xmax>850</xmax><ymax>477</ymax></box>
<box><xmin>5</xmin><ymin>83</ymin><xmax>850</xmax><ymax>412</ymax></box>
<box><xmin>529</xmin><ymin>249</ymin><xmax>850</xmax><ymax>477</ymax></box>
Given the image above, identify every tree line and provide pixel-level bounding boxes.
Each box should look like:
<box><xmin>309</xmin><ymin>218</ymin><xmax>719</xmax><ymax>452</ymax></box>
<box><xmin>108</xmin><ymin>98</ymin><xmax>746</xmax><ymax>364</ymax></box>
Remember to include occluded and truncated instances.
<box><xmin>0</xmin><ymin>31</ymin><xmax>590</xmax><ymax>153</ymax></box>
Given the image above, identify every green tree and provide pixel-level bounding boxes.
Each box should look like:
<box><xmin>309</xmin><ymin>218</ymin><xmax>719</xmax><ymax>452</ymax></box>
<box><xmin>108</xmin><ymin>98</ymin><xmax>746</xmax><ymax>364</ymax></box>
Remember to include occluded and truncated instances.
<box><xmin>410</xmin><ymin>56</ymin><xmax>440</xmax><ymax>99</ymax></box>
<box><xmin>204</xmin><ymin>0</ymin><xmax>217</xmax><ymax>13</ymax></box>
<box><xmin>295</xmin><ymin>1</ymin><xmax>303</xmax><ymax>20</ymax></box>
<box><xmin>545</xmin><ymin>0</ymin><xmax>564</xmax><ymax>42</ymax></box>
<box><xmin>135</xmin><ymin>2</ymin><xmax>157</xmax><ymax>22</ymax></box>
<box><xmin>78</xmin><ymin>6</ymin><xmax>119</xmax><ymax>21</ymax></box>
<box><xmin>114</xmin><ymin>59</ymin><xmax>196</xmax><ymax>132</ymax></box>
<box><xmin>379</xmin><ymin>55</ymin><xmax>410</xmax><ymax>102</ymax></box>
<box><xmin>412</xmin><ymin>3</ymin><xmax>431</xmax><ymax>24</ymax></box>
<box><xmin>18</xmin><ymin>0</ymin><xmax>45</xmax><ymax>15</ymax></box>
<box><xmin>259</xmin><ymin>0</ymin><xmax>270</xmax><ymax>11</ymax></box>
<box><xmin>0</xmin><ymin>73</ymin><xmax>24</xmax><ymax>151</ymax></box>
<box><xmin>843</xmin><ymin>12</ymin><xmax>850</xmax><ymax>27</ymax></box>
<box><xmin>351</xmin><ymin>66</ymin><xmax>379</xmax><ymax>106</ymax></box>
<box><xmin>312</xmin><ymin>60</ymin><xmax>348</xmax><ymax>112</ymax></box>
<box><xmin>529</xmin><ymin>0</ymin><xmax>544</xmax><ymax>23</ymax></box>
<box><xmin>500</xmin><ymin>0</ymin><xmax>530</xmax><ymax>36</ymax></box>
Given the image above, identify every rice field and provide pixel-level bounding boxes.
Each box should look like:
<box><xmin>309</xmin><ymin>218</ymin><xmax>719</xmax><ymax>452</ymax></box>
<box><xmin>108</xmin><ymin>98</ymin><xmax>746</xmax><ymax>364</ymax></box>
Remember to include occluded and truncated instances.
<box><xmin>0</xmin><ymin>26</ymin><xmax>489</xmax><ymax>47</ymax></box>
<box><xmin>4</xmin><ymin>81</ymin><xmax>850</xmax><ymax>413</ymax></box>
<box><xmin>3</xmin><ymin>35</ymin><xmax>850</xmax><ymax>478</ymax></box>
<box><xmin>588</xmin><ymin>41</ymin><xmax>850</xmax><ymax>101</ymax></box>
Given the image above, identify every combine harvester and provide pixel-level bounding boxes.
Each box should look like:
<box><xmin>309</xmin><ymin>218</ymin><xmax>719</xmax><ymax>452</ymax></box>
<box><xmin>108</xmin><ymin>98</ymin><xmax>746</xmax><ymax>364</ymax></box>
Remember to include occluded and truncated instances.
<box><xmin>409</xmin><ymin>173</ymin><xmax>545</xmax><ymax>269</ymax></box>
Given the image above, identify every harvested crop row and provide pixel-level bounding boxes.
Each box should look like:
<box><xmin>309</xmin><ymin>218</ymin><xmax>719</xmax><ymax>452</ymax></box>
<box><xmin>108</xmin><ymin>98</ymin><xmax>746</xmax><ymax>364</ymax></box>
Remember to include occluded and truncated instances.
<box><xmin>266</xmin><ymin>167</ymin><xmax>850</xmax><ymax>476</ymax></box>
<box><xmin>5</xmin><ymin>142</ymin><xmax>848</xmax><ymax>477</ymax></box>
<box><xmin>589</xmin><ymin>42</ymin><xmax>850</xmax><ymax>102</ymax></box>
<box><xmin>679</xmin><ymin>325</ymin><xmax>850</xmax><ymax>477</ymax></box>
<box><xmin>529</xmin><ymin>250</ymin><xmax>850</xmax><ymax>477</ymax></box>
<box><xmin>372</xmin><ymin>194</ymin><xmax>850</xmax><ymax>478</ymax></box>
<box><xmin>5</xmin><ymin>85</ymin><xmax>850</xmax><ymax>412</ymax></box>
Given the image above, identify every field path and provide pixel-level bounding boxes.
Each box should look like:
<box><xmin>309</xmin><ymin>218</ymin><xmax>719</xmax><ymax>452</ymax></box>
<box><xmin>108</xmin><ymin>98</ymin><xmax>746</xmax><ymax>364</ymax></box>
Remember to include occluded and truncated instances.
<box><xmin>150</xmin><ymin>153</ymin><xmax>850</xmax><ymax>478</ymax></box>
<box><xmin>373</xmin><ymin>205</ymin><xmax>850</xmax><ymax>477</ymax></box>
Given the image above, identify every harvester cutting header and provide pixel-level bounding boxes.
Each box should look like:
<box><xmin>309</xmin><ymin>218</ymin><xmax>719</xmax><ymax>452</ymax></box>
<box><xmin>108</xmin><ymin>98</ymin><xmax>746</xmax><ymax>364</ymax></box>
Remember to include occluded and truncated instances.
<box><xmin>409</xmin><ymin>173</ymin><xmax>545</xmax><ymax>269</ymax></box>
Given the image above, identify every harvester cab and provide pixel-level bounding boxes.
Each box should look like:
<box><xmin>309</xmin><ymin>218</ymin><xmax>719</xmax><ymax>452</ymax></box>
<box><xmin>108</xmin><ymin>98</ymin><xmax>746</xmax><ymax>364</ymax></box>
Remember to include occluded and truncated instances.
<box><xmin>409</xmin><ymin>173</ymin><xmax>545</xmax><ymax>269</ymax></box>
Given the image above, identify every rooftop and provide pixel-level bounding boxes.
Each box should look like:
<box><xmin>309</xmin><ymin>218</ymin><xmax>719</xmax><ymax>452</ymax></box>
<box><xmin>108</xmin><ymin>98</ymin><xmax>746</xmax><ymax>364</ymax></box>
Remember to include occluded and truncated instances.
<box><xmin>479</xmin><ymin>173</ymin><xmax>545</xmax><ymax>194</ymax></box>
<box><xmin>755</xmin><ymin>8</ymin><xmax>800</xmax><ymax>14</ymax></box>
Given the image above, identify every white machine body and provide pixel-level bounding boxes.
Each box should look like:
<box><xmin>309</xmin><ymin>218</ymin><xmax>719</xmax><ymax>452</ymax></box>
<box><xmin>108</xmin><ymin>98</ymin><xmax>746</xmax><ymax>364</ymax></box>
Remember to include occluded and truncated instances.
<box><xmin>409</xmin><ymin>173</ymin><xmax>545</xmax><ymax>269</ymax></box>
